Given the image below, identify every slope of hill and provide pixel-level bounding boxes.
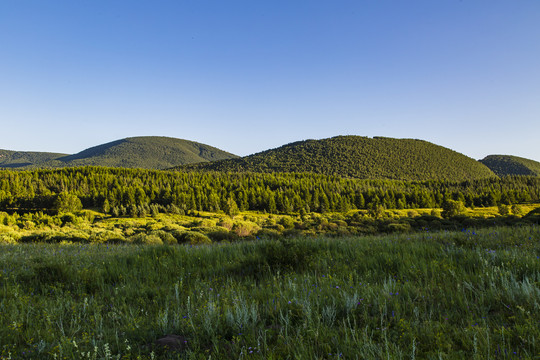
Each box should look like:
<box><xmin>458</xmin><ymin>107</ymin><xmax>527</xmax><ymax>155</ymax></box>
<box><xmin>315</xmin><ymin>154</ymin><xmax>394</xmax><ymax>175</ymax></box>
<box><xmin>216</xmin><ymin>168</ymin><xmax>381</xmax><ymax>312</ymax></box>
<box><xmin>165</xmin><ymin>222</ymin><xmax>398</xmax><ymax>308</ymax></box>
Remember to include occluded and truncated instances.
<box><xmin>48</xmin><ymin>136</ymin><xmax>238</xmax><ymax>169</ymax></box>
<box><xmin>178</xmin><ymin>136</ymin><xmax>496</xmax><ymax>181</ymax></box>
<box><xmin>1</xmin><ymin>137</ymin><xmax>238</xmax><ymax>170</ymax></box>
<box><xmin>480</xmin><ymin>155</ymin><xmax>540</xmax><ymax>177</ymax></box>
<box><xmin>0</xmin><ymin>149</ymin><xmax>68</xmax><ymax>168</ymax></box>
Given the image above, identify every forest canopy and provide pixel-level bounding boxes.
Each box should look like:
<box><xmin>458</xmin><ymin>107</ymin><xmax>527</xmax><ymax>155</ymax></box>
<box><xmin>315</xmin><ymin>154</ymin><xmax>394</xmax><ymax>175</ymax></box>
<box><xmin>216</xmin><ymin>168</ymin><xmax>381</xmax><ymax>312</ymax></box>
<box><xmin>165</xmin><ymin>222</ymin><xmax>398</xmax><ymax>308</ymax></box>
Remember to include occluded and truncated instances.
<box><xmin>0</xmin><ymin>167</ymin><xmax>538</xmax><ymax>216</ymax></box>
<box><xmin>178</xmin><ymin>136</ymin><xmax>496</xmax><ymax>181</ymax></box>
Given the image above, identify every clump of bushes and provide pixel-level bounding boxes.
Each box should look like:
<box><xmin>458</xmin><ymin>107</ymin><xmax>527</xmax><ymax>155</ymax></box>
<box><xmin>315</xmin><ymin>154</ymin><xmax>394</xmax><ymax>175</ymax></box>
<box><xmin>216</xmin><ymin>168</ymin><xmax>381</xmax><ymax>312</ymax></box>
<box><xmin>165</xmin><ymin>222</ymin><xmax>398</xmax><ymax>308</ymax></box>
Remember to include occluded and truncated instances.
<box><xmin>179</xmin><ymin>231</ymin><xmax>212</xmax><ymax>245</ymax></box>
<box><xmin>89</xmin><ymin>230</ymin><xmax>126</xmax><ymax>244</ymax></box>
<box><xmin>0</xmin><ymin>232</ymin><xmax>20</xmax><ymax>244</ymax></box>
<box><xmin>232</xmin><ymin>221</ymin><xmax>259</xmax><ymax>237</ymax></box>
<box><xmin>130</xmin><ymin>233</ymin><xmax>163</xmax><ymax>245</ymax></box>
<box><xmin>148</xmin><ymin>230</ymin><xmax>177</xmax><ymax>245</ymax></box>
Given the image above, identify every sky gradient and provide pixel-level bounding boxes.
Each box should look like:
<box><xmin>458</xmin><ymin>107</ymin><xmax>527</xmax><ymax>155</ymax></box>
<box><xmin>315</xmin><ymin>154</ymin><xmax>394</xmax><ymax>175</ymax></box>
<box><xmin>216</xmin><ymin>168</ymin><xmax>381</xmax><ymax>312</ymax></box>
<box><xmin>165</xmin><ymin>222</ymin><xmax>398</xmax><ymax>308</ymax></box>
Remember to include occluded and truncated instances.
<box><xmin>1</xmin><ymin>1</ymin><xmax>539</xmax><ymax>161</ymax></box>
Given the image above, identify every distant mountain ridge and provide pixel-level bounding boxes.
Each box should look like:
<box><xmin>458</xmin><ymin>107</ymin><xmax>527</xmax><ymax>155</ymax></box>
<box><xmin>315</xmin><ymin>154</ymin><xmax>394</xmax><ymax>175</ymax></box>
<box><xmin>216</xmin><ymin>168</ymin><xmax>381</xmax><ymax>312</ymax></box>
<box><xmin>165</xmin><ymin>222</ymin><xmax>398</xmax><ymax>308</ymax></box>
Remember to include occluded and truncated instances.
<box><xmin>2</xmin><ymin>136</ymin><xmax>538</xmax><ymax>181</ymax></box>
<box><xmin>480</xmin><ymin>155</ymin><xmax>540</xmax><ymax>177</ymax></box>
<box><xmin>0</xmin><ymin>150</ymin><xmax>68</xmax><ymax>168</ymax></box>
<box><xmin>177</xmin><ymin>135</ymin><xmax>497</xmax><ymax>181</ymax></box>
<box><xmin>0</xmin><ymin>136</ymin><xmax>238</xmax><ymax>169</ymax></box>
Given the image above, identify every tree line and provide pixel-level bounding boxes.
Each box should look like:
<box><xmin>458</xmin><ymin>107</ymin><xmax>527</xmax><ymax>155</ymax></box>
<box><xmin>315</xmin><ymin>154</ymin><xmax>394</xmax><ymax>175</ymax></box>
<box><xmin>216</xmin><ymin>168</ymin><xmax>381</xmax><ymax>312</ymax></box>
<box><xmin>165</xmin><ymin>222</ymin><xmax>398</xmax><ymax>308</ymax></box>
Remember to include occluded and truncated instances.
<box><xmin>0</xmin><ymin>167</ymin><xmax>539</xmax><ymax>215</ymax></box>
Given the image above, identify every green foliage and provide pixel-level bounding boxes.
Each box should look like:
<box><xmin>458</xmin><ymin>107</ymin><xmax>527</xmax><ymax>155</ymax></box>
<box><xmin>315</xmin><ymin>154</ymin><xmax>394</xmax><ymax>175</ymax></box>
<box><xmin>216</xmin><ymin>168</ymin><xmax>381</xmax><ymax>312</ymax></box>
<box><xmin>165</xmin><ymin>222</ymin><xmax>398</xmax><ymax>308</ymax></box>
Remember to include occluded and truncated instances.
<box><xmin>149</xmin><ymin>230</ymin><xmax>178</xmax><ymax>245</ymax></box>
<box><xmin>54</xmin><ymin>192</ymin><xmax>83</xmax><ymax>214</ymax></box>
<box><xmin>0</xmin><ymin>136</ymin><xmax>238</xmax><ymax>170</ymax></box>
<box><xmin>0</xmin><ymin>149</ymin><xmax>67</xmax><ymax>169</ymax></box>
<box><xmin>182</xmin><ymin>231</ymin><xmax>212</xmax><ymax>245</ymax></box>
<box><xmin>60</xmin><ymin>212</ymin><xmax>80</xmax><ymax>225</ymax></box>
<box><xmin>130</xmin><ymin>233</ymin><xmax>163</xmax><ymax>245</ymax></box>
<box><xmin>511</xmin><ymin>204</ymin><xmax>524</xmax><ymax>216</ymax></box>
<box><xmin>481</xmin><ymin>154</ymin><xmax>540</xmax><ymax>177</ymax></box>
<box><xmin>498</xmin><ymin>204</ymin><xmax>511</xmax><ymax>216</ymax></box>
<box><xmin>442</xmin><ymin>200</ymin><xmax>466</xmax><ymax>218</ymax></box>
<box><xmin>2</xmin><ymin>167</ymin><xmax>539</xmax><ymax>217</ymax></box>
<box><xmin>223</xmin><ymin>197</ymin><xmax>239</xmax><ymax>216</ymax></box>
<box><xmin>181</xmin><ymin>135</ymin><xmax>496</xmax><ymax>181</ymax></box>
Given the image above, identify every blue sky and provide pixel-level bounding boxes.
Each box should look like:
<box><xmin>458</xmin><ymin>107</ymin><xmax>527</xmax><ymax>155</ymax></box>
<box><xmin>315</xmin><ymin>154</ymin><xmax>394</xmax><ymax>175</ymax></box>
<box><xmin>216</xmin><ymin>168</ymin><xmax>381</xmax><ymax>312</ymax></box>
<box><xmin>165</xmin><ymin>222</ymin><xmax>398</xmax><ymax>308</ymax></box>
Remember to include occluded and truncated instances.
<box><xmin>1</xmin><ymin>1</ymin><xmax>539</xmax><ymax>161</ymax></box>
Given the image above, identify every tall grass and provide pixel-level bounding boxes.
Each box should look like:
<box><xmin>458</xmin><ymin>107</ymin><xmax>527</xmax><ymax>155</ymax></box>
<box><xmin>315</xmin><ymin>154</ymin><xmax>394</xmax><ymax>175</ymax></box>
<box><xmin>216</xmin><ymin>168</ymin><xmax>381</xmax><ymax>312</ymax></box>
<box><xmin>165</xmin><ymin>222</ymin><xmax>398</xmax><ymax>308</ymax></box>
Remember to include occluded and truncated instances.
<box><xmin>1</xmin><ymin>225</ymin><xmax>539</xmax><ymax>359</ymax></box>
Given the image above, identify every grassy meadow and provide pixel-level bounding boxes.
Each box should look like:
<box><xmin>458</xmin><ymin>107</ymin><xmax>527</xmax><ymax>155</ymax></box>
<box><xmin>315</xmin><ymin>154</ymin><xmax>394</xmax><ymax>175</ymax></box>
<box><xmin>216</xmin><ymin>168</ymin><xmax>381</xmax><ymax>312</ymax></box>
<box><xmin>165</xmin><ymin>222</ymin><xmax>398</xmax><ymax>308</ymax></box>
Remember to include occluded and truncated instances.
<box><xmin>1</xmin><ymin>224</ymin><xmax>539</xmax><ymax>359</ymax></box>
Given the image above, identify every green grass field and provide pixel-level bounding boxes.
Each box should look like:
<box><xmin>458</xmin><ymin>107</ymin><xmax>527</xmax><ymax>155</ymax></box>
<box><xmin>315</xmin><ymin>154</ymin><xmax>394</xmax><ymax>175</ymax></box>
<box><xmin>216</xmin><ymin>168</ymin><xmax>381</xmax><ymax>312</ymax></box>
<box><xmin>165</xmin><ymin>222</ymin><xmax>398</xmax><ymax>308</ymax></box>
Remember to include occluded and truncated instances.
<box><xmin>1</xmin><ymin>225</ymin><xmax>539</xmax><ymax>359</ymax></box>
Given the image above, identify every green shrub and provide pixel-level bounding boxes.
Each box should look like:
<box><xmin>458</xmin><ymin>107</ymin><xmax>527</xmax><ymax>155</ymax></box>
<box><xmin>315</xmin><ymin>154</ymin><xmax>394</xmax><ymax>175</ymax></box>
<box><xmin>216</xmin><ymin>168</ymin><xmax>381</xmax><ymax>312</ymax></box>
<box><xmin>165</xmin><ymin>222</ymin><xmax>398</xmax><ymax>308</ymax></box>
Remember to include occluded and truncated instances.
<box><xmin>182</xmin><ymin>231</ymin><xmax>212</xmax><ymax>245</ymax></box>
<box><xmin>442</xmin><ymin>200</ymin><xmax>466</xmax><ymax>218</ymax></box>
<box><xmin>145</xmin><ymin>220</ymin><xmax>162</xmax><ymax>231</ymax></box>
<box><xmin>130</xmin><ymin>233</ymin><xmax>163</xmax><ymax>245</ymax></box>
<box><xmin>232</xmin><ymin>221</ymin><xmax>259</xmax><ymax>237</ymax></box>
<box><xmin>60</xmin><ymin>213</ymin><xmax>81</xmax><ymax>226</ymax></box>
<box><xmin>54</xmin><ymin>192</ymin><xmax>83</xmax><ymax>213</ymax></box>
<box><xmin>0</xmin><ymin>232</ymin><xmax>19</xmax><ymax>244</ymax></box>
<box><xmin>217</xmin><ymin>217</ymin><xmax>234</xmax><ymax>230</ymax></box>
<box><xmin>279</xmin><ymin>216</ymin><xmax>295</xmax><ymax>229</ymax></box>
<box><xmin>89</xmin><ymin>230</ymin><xmax>126</xmax><ymax>244</ymax></box>
<box><xmin>385</xmin><ymin>222</ymin><xmax>412</xmax><ymax>233</ymax></box>
<box><xmin>149</xmin><ymin>230</ymin><xmax>177</xmax><ymax>245</ymax></box>
<box><xmin>170</xmin><ymin>229</ymin><xmax>188</xmax><ymax>242</ymax></box>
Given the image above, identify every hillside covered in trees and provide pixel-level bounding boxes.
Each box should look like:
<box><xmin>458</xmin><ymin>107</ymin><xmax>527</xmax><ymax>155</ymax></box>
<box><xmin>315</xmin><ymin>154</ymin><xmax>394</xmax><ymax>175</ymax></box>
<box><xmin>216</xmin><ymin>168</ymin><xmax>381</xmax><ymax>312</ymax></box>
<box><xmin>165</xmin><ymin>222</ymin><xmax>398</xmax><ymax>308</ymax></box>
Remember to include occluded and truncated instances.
<box><xmin>0</xmin><ymin>150</ymin><xmax>68</xmax><ymax>168</ymax></box>
<box><xmin>1</xmin><ymin>167</ymin><xmax>538</xmax><ymax>216</ymax></box>
<box><xmin>0</xmin><ymin>137</ymin><xmax>238</xmax><ymax>169</ymax></box>
<box><xmin>179</xmin><ymin>136</ymin><xmax>496</xmax><ymax>181</ymax></box>
<box><xmin>480</xmin><ymin>155</ymin><xmax>540</xmax><ymax>177</ymax></box>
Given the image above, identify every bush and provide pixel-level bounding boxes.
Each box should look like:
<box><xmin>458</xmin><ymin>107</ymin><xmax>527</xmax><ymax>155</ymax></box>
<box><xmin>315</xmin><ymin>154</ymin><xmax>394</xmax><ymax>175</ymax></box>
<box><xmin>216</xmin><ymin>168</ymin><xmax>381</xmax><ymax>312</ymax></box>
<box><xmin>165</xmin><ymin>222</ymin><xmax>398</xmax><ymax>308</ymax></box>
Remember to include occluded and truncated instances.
<box><xmin>431</xmin><ymin>209</ymin><xmax>442</xmax><ymax>218</ymax></box>
<box><xmin>149</xmin><ymin>230</ymin><xmax>177</xmax><ymax>245</ymax></box>
<box><xmin>130</xmin><ymin>233</ymin><xmax>163</xmax><ymax>245</ymax></box>
<box><xmin>0</xmin><ymin>232</ymin><xmax>20</xmax><ymax>244</ymax></box>
<box><xmin>89</xmin><ymin>230</ymin><xmax>126</xmax><ymax>244</ymax></box>
<box><xmin>498</xmin><ymin>204</ymin><xmax>510</xmax><ymax>216</ymax></box>
<box><xmin>54</xmin><ymin>192</ymin><xmax>83</xmax><ymax>213</ymax></box>
<box><xmin>61</xmin><ymin>213</ymin><xmax>81</xmax><ymax>226</ymax></box>
<box><xmin>171</xmin><ymin>229</ymin><xmax>188</xmax><ymax>242</ymax></box>
<box><xmin>182</xmin><ymin>231</ymin><xmax>212</xmax><ymax>245</ymax></box>
<box><xmin>511</xmin><ymin>204</ymin><xmax>524</xmax><ymax>216</ymax></box>
<box><xmin>145</xmin><ymin>221</ymin><xmax>163</xmax><ymax>231</ymax></box>
<box><xmin>442</xmin><ymin>200</ymin><xmax>466</xmax><ymax>218</ymax></box>
<box><xmin>385</xmin><ymin>222</ymin><xmax>412</xmax><ymax>233</ymax></box>
<box><xmin>279</xmin><ymin>216</ymin><xmax>295</xmax><ymax>229</ymax></box>
<box><xmin>217</xmin><ymin>217</ymin><xmax>234</xmax><ymax>230</ymax></box>
<box><xmin>232</xmin><ymin>221</ymin><xmax>260</xmax><ymax>237</ymax></box>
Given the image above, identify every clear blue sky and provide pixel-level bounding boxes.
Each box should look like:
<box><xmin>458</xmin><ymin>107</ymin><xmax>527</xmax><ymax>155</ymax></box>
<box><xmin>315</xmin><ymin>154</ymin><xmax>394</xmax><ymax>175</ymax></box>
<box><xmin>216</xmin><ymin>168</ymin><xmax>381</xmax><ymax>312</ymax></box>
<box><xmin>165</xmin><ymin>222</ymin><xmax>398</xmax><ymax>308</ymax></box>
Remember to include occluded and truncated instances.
<box><xmin>1</xmin><ymin>1</ymin><xmax>539</xmax><ymax>161</ymax></box>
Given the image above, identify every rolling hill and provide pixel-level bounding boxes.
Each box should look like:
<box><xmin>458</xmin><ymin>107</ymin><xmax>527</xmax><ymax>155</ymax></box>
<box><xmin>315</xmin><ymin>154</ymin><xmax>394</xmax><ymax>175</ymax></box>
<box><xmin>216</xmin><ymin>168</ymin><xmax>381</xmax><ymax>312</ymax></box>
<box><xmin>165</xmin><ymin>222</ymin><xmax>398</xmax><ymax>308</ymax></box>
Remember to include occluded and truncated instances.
<box><xmin>480</xmin><ymin>155</ymin><xmax>540</xmax><ymax>177</ymax></box>
<box><xmin>177</xmin><ymin>135</ymin><xmax>497</xmax><ymax>181</ymax></box>
<box><xmin>0</xmin><ymin>149</ymin><xmax>68</xmax><ymax>168</ymax></box>
<box><xmin>1</xmin><ymin>137</ymin><xmax>238</xmax><ymax>169</ymax></box>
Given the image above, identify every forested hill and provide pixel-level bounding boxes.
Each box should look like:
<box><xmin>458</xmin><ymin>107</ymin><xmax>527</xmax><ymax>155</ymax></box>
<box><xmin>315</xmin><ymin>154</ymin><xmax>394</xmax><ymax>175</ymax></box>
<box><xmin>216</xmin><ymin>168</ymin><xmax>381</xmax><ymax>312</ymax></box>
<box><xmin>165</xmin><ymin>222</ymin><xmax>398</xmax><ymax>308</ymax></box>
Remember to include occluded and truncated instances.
<box><xmin>1</xmin><ymin>137</ymin><xmax>238</xmax><ymax>170</ymax></box>
<box><xmin>178</xmin><ymin>136</ymin><xmax>496</xmax><ymax>181</ymax></box>
<box><xmin>50</xmin><ymin>136</ymin><xmax>238</xmax><ymax>169</ymax></box>
<box><xmin>0</xmin><ymin>150</ymin><xmax>68</xmax><ymax>168</ymax></box>
<box><xmin>480</xmin><ymin>155</ymin><xmax>540</xmax><ymax>177</ymax></box>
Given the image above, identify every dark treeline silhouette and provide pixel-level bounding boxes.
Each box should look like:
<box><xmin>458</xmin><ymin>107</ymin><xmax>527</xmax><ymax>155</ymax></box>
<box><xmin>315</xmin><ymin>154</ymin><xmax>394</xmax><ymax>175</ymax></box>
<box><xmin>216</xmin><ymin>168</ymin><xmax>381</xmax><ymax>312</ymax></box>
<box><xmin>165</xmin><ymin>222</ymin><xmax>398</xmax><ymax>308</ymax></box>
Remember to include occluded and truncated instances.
<box><xmin>0</xmin><ymin>167</ymin><xmax>539</xmax><ymax>215</ymax></box>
